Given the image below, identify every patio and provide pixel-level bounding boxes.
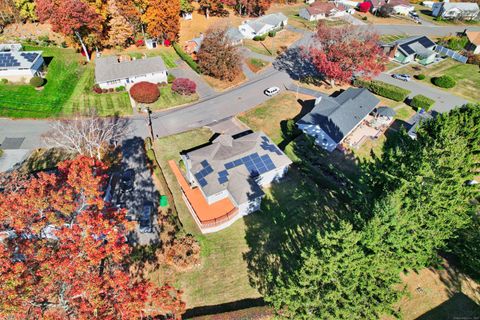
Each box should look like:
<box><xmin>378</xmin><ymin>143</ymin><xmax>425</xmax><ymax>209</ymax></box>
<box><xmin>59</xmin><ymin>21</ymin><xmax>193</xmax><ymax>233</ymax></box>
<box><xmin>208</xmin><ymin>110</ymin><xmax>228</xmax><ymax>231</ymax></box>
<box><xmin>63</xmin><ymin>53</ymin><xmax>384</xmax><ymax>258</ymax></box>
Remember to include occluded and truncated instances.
<box><xmin>343</xmin><ymin>114</ymin><xmax>393</xmax><ymax>149</ymax></box>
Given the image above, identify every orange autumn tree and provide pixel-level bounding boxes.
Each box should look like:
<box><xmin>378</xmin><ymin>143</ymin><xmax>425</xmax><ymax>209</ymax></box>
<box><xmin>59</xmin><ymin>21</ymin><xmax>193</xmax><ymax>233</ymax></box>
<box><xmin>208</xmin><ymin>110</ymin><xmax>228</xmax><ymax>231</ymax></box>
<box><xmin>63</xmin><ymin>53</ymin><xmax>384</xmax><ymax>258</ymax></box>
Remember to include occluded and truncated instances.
<box><xmin>143</xmin><ymin>0</ymin><xmax>180</xmax><ymax>42</ymax></box>
<box><xmin>0</xmin><ymin>156</ymin><xmax>185</xmax><ymax>319</ymax></box>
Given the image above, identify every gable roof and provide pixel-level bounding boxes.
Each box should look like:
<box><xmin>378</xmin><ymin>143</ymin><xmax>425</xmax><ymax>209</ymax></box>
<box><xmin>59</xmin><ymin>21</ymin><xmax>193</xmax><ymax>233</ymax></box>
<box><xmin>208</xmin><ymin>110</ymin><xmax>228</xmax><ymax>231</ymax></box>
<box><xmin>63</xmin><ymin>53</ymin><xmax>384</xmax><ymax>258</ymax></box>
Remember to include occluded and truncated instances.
<box><xmin>392</xmin><ymin>35</ymin><xmax>436</xmax><ymax>57</ymax></box>
<box><xmin>184</xmin><ymin>131</ymin><xmax>291</xmax><ymax>204</ymax></box>
<box><xmin>298</xmin><ymin>88</ymin><xmax>380</xmax><ymax>143</ymax></box>
<box><xmin>0</xmin><ymin>50</ymin><xmax>43</xmax><ymax>70</ymax></box>
<box><xmin>306</xmin><ymin>2</ymin><xmax>346</xmax><ymax>15</ymax></box>
<box><xmin>245</xmin><ymin>13</ymin><xmax>287</xmax><ymax>32</ymax></box>
<box><xmin>466</xmin><ymin>31</ymin><xmax>480</xmax><ymax>45</ymax></box>
<box><xmin>95</xmin><ymin>56</ymin><xmax>166</xmax><ymax>83</ymax></box>
<box><xmin>439</xmin><ymin>2</ymin><xmax>479</xmax><ymax>11</ymax></box>
<box><xmin>226</xmin><ymin>27</ymin><xmax>244</xmax><ymax>42</ymax></box>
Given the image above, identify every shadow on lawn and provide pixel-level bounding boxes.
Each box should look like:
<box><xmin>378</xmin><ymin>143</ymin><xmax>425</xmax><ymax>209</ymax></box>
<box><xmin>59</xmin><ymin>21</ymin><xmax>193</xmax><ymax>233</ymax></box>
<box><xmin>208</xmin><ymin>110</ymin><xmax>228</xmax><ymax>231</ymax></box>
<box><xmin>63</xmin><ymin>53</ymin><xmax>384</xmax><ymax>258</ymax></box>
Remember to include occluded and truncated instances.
<box><xmin>243</xmin><ymin>133</ymin><xmax>367</xmax><ymax>297</ymax></box>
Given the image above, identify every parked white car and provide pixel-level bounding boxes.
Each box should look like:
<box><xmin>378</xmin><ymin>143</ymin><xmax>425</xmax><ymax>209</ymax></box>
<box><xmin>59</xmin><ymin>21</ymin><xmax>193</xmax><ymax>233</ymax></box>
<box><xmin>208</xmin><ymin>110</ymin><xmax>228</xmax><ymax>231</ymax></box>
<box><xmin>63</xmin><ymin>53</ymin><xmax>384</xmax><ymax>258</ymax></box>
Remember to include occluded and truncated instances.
<box><xmin>392</xmin><ymin>74</ymin><xmax>411</xmax><ymax>82</ymax></box>
<box><xmin>264</xmin><ymin>86</ymin><xmax>280</xmax><ymax>96</ymax></box>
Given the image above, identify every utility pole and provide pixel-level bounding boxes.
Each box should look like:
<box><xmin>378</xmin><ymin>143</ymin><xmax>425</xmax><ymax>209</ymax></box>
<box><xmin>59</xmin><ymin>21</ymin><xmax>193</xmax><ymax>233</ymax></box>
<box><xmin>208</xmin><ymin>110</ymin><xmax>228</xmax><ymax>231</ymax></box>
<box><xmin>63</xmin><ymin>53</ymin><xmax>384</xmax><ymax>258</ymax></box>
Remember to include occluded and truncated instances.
<box><xmin>146</xmin><ymin>107</ymin><xmax>154</xmax><ymax>141</ymax></box>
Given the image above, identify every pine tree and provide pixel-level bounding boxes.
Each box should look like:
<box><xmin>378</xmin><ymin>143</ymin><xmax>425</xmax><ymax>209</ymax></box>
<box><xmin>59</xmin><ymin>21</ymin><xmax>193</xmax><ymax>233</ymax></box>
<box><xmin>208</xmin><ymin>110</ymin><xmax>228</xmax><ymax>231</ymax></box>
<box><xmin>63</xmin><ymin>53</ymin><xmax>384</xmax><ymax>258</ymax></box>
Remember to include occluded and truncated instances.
<box><xmin>197</xmin><ymin>25</ymin><xmax>242</xmax><ymax>81</ymax></box>
<box><xmin>267</xmin><ymin>222</ymin><xmax>402</xmax><ymax>319</ymax></box>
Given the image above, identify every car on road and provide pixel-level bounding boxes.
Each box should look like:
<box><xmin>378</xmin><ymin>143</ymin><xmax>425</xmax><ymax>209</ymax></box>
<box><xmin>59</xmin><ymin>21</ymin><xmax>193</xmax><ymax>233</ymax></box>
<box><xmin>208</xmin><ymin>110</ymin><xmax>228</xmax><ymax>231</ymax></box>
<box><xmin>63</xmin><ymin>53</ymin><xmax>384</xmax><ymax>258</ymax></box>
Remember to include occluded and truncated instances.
<box><xmin>139</xmin><ymin>204</ymin><xmax>153</xmax><ymax>233</ymax></box>
<box><xmin>392</xmin><ymin>74</ymin><xmax>411</xmax><ymax>82</ymax></box>
<box><xmin>121</xmin><ymin>169</ymin><xmax>135</xmax><ymax>190</ymax></box>
<box><xmin>264</xmin><ymin>86</ymin><xmax>280</xmax><ymax>96</ymax></box>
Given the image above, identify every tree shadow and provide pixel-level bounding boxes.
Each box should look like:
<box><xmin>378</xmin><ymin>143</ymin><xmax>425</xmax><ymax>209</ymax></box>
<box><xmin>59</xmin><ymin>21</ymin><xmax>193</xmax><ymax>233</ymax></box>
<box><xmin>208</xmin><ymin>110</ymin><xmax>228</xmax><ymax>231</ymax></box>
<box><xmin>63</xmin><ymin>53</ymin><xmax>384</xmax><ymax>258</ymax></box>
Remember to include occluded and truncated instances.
<box><xmin>415</xmin><ymin>293</ymin><xmax>480</xmax><ymax>320</ymax></box>
<box><xmin>273</xmin><ymin>46</ymin><xmax>324</xmax><ymax>85</ymax></box>
<box><xmin>243</xmin><ymin>132</ymin><xmax>367</xmax><ymax>297</ymax></box>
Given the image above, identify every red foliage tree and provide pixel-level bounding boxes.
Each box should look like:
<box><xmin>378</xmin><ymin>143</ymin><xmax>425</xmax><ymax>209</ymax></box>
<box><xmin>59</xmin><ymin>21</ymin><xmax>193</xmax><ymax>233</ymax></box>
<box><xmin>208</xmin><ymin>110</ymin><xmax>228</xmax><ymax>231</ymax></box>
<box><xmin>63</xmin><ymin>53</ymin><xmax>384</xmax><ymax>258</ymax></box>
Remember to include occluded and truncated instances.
<box><xmin>309</xmin><ymin>21</ymin><xmax>387</xmax><ymax>86</ymax></box>
<box><xmin>0</xmin><ymin>156</ymin><xmax>185</xmax><ymax>319</ymax></box>
<box><xmin>172</xmin><ymin>78</ymin><xmax>197</xmax><ymax>95</ymax></box>
<box><xmin>358</xmin><ymin>1</ymin><xmax>372</xmax><ymax>13</ymax></box>
<box><xmin>130</xmin><ymin>81</ymin><xmax>161</xmax><ymax>103</ymax></box>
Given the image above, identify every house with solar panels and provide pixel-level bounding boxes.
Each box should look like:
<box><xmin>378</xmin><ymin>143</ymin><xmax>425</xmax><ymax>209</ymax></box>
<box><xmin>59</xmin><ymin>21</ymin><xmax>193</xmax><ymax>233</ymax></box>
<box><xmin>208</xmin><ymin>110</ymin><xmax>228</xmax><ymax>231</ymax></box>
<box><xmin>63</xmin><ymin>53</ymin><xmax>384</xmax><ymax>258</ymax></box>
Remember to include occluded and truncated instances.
<box><xmin>174</xmin><ymin>131</ymin><xmax>292</xmax><ymax>233</ymax></box>
<box><xmin>0</xmin><ymin>44</ymin><xmax>44</xmax><ymax>82</ymax></box>
<box><xmin>382</xmin><ymin>36</ymin><xmax>437</xmax><ymax>65</ymax></box>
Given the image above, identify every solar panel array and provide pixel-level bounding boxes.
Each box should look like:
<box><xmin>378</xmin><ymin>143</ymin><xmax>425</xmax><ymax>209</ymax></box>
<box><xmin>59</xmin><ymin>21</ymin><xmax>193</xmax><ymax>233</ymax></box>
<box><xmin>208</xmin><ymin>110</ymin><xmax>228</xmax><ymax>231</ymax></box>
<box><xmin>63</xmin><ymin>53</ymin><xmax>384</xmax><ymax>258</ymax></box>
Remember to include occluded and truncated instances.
<box><xmin>20</xmin><ymin>52</ymin><xmax>38</xmax><ymax>63</ymax></box>
<box><xmin>220</xmin><ymin>152</ymin><xmax>276</xmax><ymax>184</ymax></box>
<box><xmin>194</xmin><ymin>160</ymin><xmax>214</xmax><ymax>187</ymax></box>
<box><xmin>0</xmin><ymin>53</ymin><xmax>20</xmax><ymax>67</ymax></box>
<box><xmin>400</xmin><ymin>36</ymin><xmax>435</xmax><ymax>56</ymax></box>
<box><xmin>260</xmin><ymin>136</ymin><xmax>282</xmax><ymax>155</ymax></box>
<box><xmin>435</xmin><ymin>45</ymin><xmax>468</xmax><ymax>64</ymax></box>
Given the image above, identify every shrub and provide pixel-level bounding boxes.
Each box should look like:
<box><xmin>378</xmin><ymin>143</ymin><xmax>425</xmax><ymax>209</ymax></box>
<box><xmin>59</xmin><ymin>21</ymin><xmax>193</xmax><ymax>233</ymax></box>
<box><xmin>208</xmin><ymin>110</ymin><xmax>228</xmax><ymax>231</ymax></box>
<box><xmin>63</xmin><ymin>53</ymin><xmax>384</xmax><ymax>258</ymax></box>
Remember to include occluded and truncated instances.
<box><xmin>29</xmin><ymin>76</ymin><xmax>45</xmax><ymax>87</ymax></box>
<box><xmin>108</xmin><ymin>88</ymin><xmax>114</xmax><ymax>93</ymax></box>
<box><xmin>167</xmin><ymin>73</ymin><xmax>176</xmax><ymax>84</ymax></box>
<box><xmin>102</xmin><ymin>89</ymin><xmax>108</xmax><ymax>93</ymax></box>
<box><xmin>136</xmin><ymin>39</ymin><xmax>145</xmax><ymax>47</ymax></box>
<box><xmin>171</xmin><ymin>78</ymin><xmax>196</xmax><ymax>95</ymax></box>
<box><xmin>353</xmin><ymin>79</ymin><xmax>410</xmax><ymax>101</ymax></box>
<box><xmin>358</xmin><ymin>1</ymin><xmax>371</xmax><ymax>13</ymax></box>
<box><xmin>410</xmin><ymin>94</ymin><xmax>435</xmax><ymax>111</ymax></box>
<box><xmin>415</xmin><ymin>74</ymin><xmax>426</xmax><ymax>80</ymax></box>
<box><xmin>438</xmin><ymin>36</ymin><xmax>469</xmax><ymax>51</ymax></box>
<box><xmin>268</xmin><ymin>31</ymin><xmax>276</xmax><ymax>37</ymax></box>
<box><xmin>432</xmin><ymin>75</ymin><xmax>456</xmax><ymax>88</ymax></box>
<box><xmin>173</xmin><ymin>43</ymin><xmax>200</xmax><ymax>73</ymax></box>
<box><xmin>92</xmin><ymin>85</ymin><xmax>102</xmax><ymax>94</ymax></box>
<box><xmin>130</xmin><ymin>81</ymin><xmax>160</xmax><ymax>103</ymax></box>
<box><xmin>0</xmin><ymin>78</ymin><xmax>8</xmax><ymax>84</ymax></box>
<box><xmin>362</xmin><ymin>16</ymin><xmax>368</xmax><ymax>20</ymax></box>
<box><xmin>467</xmin><ymin>53</ymin><xmax>480</xmax><ymax>66</ymax></box>
<box><xmin>253</xmin><ymin>35</ymin><xmax>267</xmax><ymax>41</ymax></box>
<box><xmin>115</xmin><ymin>86</ymin><xmax>125</xmax><ymax>92</ymax></box>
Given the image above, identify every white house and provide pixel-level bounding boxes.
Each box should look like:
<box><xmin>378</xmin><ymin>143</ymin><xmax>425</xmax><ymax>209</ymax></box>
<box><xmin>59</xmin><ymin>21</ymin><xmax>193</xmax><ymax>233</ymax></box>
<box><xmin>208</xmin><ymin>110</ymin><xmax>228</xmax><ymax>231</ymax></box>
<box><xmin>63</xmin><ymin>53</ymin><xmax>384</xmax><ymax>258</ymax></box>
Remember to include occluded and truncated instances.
<box><xmin>392</xmin><ymin>4</ymin><xmax>415</xmax><ymax>15</ymax></box>
<box><xmin>466</xmin><ymin>31</ymin><xmax>480</xmax><ymax>54</ymax></box>
<box><xmin>432</xmin><ymin>2</ymin><xmax>479</xmax><ymax>20</ymax></box>
<box><xmin>238</xmin><ymin>13</ymin><xmax>288</xmax><ymax>39</ymax></box>
<box><xmin>95</xmin><ymin>56</ymin><xmax>167</xmax><ymax>89</ymax></box>
<box><xmin>297</xmin><ymin>88</ymin><xmax>380</xmax><ymax>152</ymax></box>
<box><xmin>0</xmin><ymin>44</ymin><xmax>44</xmax><ymax>82</ymax></box>
<box><xmin>299</xmin><ymin>2</ymin><xmax>347</xmax><ymax>21</ymax></box>
<box><xmin>179</xmin><ymin>131</ymin><xmax>292</xmax><ymax>233</ymax></box>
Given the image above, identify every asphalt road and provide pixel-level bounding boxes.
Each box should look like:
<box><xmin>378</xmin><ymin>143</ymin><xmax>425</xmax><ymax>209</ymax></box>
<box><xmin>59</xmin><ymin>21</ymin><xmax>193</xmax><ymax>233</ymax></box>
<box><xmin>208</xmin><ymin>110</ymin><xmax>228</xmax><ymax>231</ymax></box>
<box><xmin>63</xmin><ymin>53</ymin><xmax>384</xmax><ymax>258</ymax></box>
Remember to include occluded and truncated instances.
<box><xmin>372</xmin><ymin>24</ymin><xmax>480</xmax><ymax>37</ymax></box>
<box><xmin>375</xmin><ymin>73</ymin><xmax>468</xmax><ymax>113</ymax></box>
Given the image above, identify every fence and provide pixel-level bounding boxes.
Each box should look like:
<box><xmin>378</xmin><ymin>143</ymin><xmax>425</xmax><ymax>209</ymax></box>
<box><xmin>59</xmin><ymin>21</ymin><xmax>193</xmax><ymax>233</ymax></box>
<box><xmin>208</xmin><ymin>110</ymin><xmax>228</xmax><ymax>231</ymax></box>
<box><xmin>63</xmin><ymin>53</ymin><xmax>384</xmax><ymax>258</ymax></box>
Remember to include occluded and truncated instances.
<box><xmin>435</xmin><ymin>45</ymin><xmax>468</xmax><ymax>64</ymax></box>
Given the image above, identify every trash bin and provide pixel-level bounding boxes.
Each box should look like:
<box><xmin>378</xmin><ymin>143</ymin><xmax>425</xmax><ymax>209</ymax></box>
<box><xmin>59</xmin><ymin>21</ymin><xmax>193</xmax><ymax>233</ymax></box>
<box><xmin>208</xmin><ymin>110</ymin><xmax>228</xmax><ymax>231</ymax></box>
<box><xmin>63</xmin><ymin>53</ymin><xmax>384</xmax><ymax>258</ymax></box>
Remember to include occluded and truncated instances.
<box><xmin>160</xmin><ymin>195</ymin><xmax>168</xmax><ymax>207</ymax></box>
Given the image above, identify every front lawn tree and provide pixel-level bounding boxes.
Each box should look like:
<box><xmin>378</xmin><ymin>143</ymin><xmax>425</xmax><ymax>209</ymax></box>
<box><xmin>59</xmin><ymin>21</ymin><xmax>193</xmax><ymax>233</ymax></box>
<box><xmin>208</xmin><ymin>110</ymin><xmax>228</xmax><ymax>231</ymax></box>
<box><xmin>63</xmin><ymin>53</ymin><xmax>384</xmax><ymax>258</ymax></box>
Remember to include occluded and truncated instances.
<box><xmin>197</xmin><ymin>25</ymin><xmax>242</xmax><ymax>81</ymax></box>
<box><xmin>309</xmin><ymin>21</ymin><xmax>387</xmax><ymax>87</ymax></box>
<box><xmin>0</xmin><ymin>156</ymin><xmax>185</xmax><ymax>318</ymax></box>
<box><xmin>36</xmin><ymin>0</ymin><xmax>102</xmax><ymax>61</ymax></box>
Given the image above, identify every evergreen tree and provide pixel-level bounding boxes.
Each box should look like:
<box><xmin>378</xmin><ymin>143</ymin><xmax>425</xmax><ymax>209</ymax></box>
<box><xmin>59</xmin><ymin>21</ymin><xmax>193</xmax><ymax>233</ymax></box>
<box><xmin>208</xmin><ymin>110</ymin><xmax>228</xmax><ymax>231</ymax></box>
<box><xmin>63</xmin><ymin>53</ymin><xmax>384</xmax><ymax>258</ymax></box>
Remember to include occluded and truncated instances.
<box><xmin>267</xmin><ymin>222</ymin><xmax>402</xmax><ymax>319</ymax></box>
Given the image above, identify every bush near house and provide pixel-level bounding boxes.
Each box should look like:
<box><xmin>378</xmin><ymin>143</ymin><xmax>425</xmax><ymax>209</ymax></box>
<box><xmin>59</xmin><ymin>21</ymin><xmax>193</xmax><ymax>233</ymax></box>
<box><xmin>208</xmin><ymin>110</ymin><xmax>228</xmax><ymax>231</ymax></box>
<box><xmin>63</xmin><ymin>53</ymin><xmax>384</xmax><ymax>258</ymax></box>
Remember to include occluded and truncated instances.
<box><xmin>173</xmin><ymin>43</ymin><xmax>200</xmax><ymax>73</ymax></box>
<box><xmin>410</xmin><ymin>94</ymin><xmax>435</xmax><ymax>111</ymax></box>
<box><xmin>1</xmin><ymin>78</ymin><xmax>8</xmax><ymax>84</ymax></box>
<box><xmin>253</xmin><ymin>35</ymin><xmax>267</xmax><ymax>41</ymax></box>
<box><xmin>438</xmin><ymin>36</ymin><xmax>469</xmax><ymax>51</ymax></box>
<box><xmin>167</xmin><ymin>73</ymin><xmax>176</xmax><ymax>84</ymax></box>
<box><xmin>130</xmin><ymin>81</ymin><xmax>161</xmax><ymax>103</ymax></box>
<box><xmin>432</xmin><ymin>75</ymin><xmax>456</xmax><ymax>88</ymax></box>
<box><xmin>268</xmin><ymin>31</ymin><xmax>276</xmax><ymax>37</ymax></box>
<box><xmin>354</xmin><ymin>79</ymin><xmax>411</xmax><ymax>101</ymax></box>
<box><xmin>30</xmin><ymin>76</ymin><xmax>45</xmax><ymax>87</ymax></box>
<box><xmin>171</xmin><ymin>78</ymin><xmax>196</xmax><ymax>95</ymax></box>
<box><xmin>415</xmin><ymin>74</ymin><xmax>426</xmax><ymax>80</ymax></box>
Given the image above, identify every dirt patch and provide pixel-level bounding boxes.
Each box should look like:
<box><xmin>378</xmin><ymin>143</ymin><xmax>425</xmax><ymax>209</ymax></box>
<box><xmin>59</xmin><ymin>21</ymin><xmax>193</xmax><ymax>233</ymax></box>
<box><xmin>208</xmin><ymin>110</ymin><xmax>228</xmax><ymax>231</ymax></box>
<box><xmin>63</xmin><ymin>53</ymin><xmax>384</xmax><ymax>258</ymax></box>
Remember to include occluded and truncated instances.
<box><xmin>0</xmin><ymin>22</ymin><xmax>65</xmax><ymax>44</ymax></box>
<box><xmin>354</xmin><ymin>12</ymin><xmax>417</xmax><ymax>25</ymax></box>
<box><xmin>202</xmin><ymin>72</ymin><xmax>247</xmax><ymax>91</ymax></box>
<box><xmin>245</xmin><ymin>58</ymin><xmax>270</xmax><ymax>73</ymax></box>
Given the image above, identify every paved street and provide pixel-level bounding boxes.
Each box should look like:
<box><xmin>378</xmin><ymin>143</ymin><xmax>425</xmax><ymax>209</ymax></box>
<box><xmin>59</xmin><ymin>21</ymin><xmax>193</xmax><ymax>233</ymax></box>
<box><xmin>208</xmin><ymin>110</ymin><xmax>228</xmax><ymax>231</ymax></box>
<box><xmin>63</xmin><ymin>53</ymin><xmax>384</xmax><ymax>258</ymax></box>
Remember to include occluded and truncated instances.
<box><xmin>371</xmin><ymin>24</ymin><xmax>480</xmax><ymax>37</ymax></box>
<box><xmin>375</xmin><ymin>73</ymin><xmax>468</xmax><ymax>113</ymax></box>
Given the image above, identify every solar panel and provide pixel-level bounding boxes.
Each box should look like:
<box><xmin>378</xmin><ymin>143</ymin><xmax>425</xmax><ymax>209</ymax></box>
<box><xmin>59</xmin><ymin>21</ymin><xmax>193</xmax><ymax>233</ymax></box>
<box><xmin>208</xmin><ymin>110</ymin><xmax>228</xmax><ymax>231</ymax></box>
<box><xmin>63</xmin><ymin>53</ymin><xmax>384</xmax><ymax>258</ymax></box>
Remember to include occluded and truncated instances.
<box><xmin>233</xmin><ymin>159</ymin><xmax>242</xmax><ymax>166</ymax></box>
<box><xmin>21</xmin><ymin>52</ymin><xmax>38</xmax><ymax>62</ymax></box>
<box><xmin>218</xmin><ymin>170</ymin><xmax>229</xmax><ymax>177</ymax></box>
<box><xmin>198</xmin><ymin>178</ymin><xmax>207</xmax><ymax>187</ymax></box>
<box><xmin>225</xmin><ymin>162</ymin><xmax>234</xmax><ymax>169</ymax></box>
<box><xmin>218</xmin><ymin>176</ymin><xmax>228</xmax><ymax>184</ymax></box>
<box><xmin>201</xmin><ymin>160</ymin><xmax>209</xmax><ymax>168</ymax></box>
<box><xmin>204</xmin><ymin>165</ymin><xmax>213</xmax><ymax>175</ymax></box>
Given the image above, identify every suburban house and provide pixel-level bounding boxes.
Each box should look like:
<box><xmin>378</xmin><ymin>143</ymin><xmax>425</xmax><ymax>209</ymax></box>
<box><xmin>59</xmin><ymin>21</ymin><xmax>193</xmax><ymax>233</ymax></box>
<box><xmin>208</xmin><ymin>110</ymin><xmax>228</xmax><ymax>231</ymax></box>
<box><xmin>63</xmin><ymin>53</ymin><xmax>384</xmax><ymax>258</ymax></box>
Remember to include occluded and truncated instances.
<box><xmin>170</xmin><ymin>131</ymin><xmax>292</xmax><ymax>233</ymax></box>
<box><xmin>408</xmin><ymin>110</ymin><xmax>433</xmax><ymax>139</ymax></box>
<box><xmin>299</xmin><ymin>2</ymin><xmax>347</xmax><ymax>21</ymax></box>
<box><xmin>297</xmin><ymin>88</ymin><xmax>380</xmax><ymax>152</ymax></box>
<box><xmin>95</xmin><ymin>55</ymin><xmax>167</xmax><ymax>89</ymax></box>
<box><xmin>184</xmin><ymin>34</ymin><xmax>204</xmax><ymax>60</ymax></box>
<box><xmin>466</xmin><ymin>30</ymin><xmax>480</xmax><ymax>54</ymax></box>
<box><xmin>0</xmin><ymin>43</ymin><xmax>44</xmax><ymax>82</ymax></box>
<box><xmin>226</xmin><ymin>27</ymin><xmax>244</xmax><ymax>46</ymax></box>
<box><xmin>238</xmin><ymin>13</ymin><xmax>288</xmax><ymax>39</ymax></box>
<box><xmin>432</xmin><ymin>2</ymin><xmax>479</xmax><ymax>20</ymax></box>
<box><xmin>383</xmin><ymin>35</ymin><xmax>437</xmax><ymax>65</ymax></box>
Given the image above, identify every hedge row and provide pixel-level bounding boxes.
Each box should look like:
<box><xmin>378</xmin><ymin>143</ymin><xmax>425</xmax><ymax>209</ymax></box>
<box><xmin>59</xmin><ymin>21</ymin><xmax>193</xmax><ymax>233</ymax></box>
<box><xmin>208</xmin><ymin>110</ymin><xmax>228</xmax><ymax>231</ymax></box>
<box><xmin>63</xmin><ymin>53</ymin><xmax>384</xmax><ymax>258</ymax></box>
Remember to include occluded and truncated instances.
<box><xmin>410</xmin><ymin>94</ymin><xmax>435</xmax><ymax>111</ymax></box>
<box><xmin>432</xmin><ymin>75</ymin><xmax>456</xmax><ymax>88</ymax></box>
<box><xmin>173</xmin><ymin>43</ymin><xmax>200</xmax><ymax>74</ymax></box>
<box><xmin>353</xmin><ymin>79</ymin><xmax>410</xmax><ymax>102</ymax></box>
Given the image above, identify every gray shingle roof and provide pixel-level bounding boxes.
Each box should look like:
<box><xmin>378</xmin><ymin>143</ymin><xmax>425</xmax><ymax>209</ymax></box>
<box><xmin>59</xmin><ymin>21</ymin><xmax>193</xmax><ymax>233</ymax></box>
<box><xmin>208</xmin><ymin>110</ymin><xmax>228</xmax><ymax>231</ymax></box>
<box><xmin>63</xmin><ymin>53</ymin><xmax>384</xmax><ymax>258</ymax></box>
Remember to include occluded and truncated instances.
<box><xmin>246</xmin><ymin>13</ymin><xmax>288</xmax><ymax>32</ymax></box>
<box><xmin>392</xmin><ymin>36</ymin><xmax>436</xmax><ymax>57</ymax></box>
<box><xmin>298</xmin><ymin>88</ymin><xmax>380</xmax><ymax>143</ymax></box>
<box><xmin>441</xmin><ymin>2</ymin><xmax>479</xmax><ymax>11</ymax></box>
<box><xmin>184</xmin><ymin>131</ymin><xmax>291</xmax><ymax>203</ymax></box>
<box><xmin>226</xmin><ymin>27</ymin><xmax>244</xmax><ymax>42</ymax></box>
<box><xmin>95</xmin><ymin>56</ymin><xmax>166</xmax><ymax>83</ymax></box>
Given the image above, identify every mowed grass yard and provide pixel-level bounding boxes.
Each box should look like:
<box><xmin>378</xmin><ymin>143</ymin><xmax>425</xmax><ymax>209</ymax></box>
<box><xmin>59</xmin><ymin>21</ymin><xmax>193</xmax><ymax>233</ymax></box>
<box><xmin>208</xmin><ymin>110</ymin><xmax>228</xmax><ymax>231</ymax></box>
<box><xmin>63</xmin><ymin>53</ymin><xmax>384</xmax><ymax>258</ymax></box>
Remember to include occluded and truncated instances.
<box><xmin>146</xmin><ymin>85</ymin><xmax>199</xmax><ymax>111</ymax></box>
<box><xmin>395</xmin><ymin>59</ymin><xmax>480</xmax><ymax>102</ymax></box>
<box><xmin>244</xmin><ymin>30</ymin><xmax>302</xmax><ymax>57</ymax></box>
<box><xmin>0</xmin><ymin>46</ymin><xmax>84</xmax><ymax>118</ymax></box>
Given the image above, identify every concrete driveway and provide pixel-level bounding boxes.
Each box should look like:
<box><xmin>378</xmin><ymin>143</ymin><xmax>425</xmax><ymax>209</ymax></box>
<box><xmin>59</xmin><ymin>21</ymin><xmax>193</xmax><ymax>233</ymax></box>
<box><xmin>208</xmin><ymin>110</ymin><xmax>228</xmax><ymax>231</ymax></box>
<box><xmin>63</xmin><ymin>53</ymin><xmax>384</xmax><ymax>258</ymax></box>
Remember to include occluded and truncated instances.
<box><xmin>375</xmin><ymin>73</ymin><xmax>468</xmax><ymax>113</ymax></box>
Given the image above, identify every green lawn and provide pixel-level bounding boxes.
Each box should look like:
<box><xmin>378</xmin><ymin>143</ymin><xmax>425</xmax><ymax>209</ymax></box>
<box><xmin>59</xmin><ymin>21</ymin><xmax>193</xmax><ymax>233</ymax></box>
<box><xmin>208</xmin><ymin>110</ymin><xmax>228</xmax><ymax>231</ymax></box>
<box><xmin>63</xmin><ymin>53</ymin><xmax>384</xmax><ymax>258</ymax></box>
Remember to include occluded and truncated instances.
<box><xmin>63</xmin><ymin>64</ymin><xmax>132</xmax><ymax>116</ymax></box>
<box><xmin>380</xmin><ymin>34</ymin><xmax>409</xmax><ymax>44</ymax></box>
<box><xmin>146</xmin><ymin>85</ymin><xmax>199</xmax><ymax>111</ymax></box>
<box><xmin>394</xmin><ymin>59</ymin><xmax>480</xmax><ymax>102</ymax></box>
<box><xmin>0</xmin><ymin>46</ymin><xmax>85</xmax><ymax>118</ymax></box>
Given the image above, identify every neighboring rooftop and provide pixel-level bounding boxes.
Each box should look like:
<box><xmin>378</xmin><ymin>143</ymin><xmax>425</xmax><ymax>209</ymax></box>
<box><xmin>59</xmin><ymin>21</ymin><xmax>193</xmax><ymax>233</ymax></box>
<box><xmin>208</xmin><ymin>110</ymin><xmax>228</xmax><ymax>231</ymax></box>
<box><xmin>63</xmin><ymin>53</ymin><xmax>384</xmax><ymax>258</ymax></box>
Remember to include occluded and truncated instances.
<box><xmin>245</xmin><ymin>12</ymin><xmax>287</xmax><ymax>32</ymax></box>
<box><xmin>0</xmin><ymin>50</ymin><xmax>43</xmax><ymax>69</ymax></box>
<box><xmin>298</xmin><ymin>88</ymin><xmax>380</xmax><ymax>143</ymax></box>
<box><xmin>466</xmin><ymin>31</ymin><xmax>480</xmax><ymax>45</ymax></box>
<box><xmin>183</xmin><ymin>131</ymin><xmax>291</xmax><ymax>205</ymax></box>
<box><xmin>226</xmin><ymin>27</ymin><xmax>244</xmax><ymax>42</ymax></box>
<box><xmin>306</xmin><ymin>2</ymin><xmax>345</xmax><ymax>14</ymax></box>
<box><xmin>391</xmin><ymin>36</ymin><xmax>436</xmax><ymax>57</ymax></box>
<box><xmin>438</xmin><ymin>2</ymin><xmax>479</xmax><ymax>11</ymax></box>
<box><xmin>95</xmin><ymin>55</ymin><xmax>166</xmax><ymax>83</ymax></box>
